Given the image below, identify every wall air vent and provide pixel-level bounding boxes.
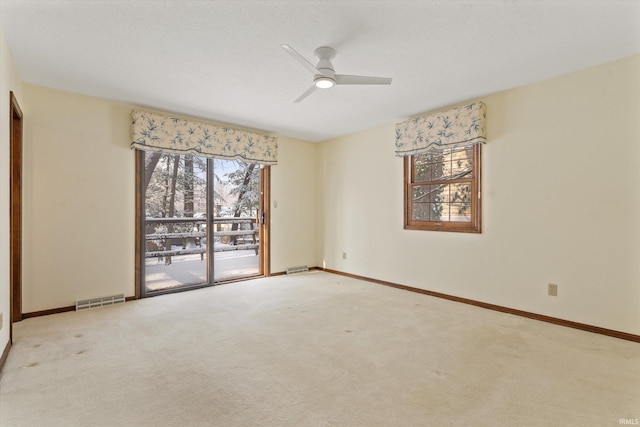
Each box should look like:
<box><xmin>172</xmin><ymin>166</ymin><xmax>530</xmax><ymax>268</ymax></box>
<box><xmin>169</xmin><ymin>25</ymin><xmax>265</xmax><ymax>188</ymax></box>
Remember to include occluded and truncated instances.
<box><xmin>286</xmin><ymin>265</ymin><xmax>309</xmax><ymax>274</ymax></box>
<box><xmin>76</xmin><ymin>294</ymin><xmax>125</xmax><ymax>311</ymax></box>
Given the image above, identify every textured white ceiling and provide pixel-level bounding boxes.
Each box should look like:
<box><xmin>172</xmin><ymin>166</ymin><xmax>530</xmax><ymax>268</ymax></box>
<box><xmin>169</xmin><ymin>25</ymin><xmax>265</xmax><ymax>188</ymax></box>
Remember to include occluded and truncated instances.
<box><xmin>1</xmin><ymin>0</ymin><xmax>639</xmax><ymax>142</ymax></box>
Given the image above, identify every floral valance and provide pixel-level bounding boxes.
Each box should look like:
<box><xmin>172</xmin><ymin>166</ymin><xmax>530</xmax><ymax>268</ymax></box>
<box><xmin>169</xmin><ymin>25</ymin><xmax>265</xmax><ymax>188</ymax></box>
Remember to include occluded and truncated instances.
<box><xmin>395</xmin><ymin>102</ymin><xmax>486</xmax><ymax>157</ymax></box>
<box><xmin>131</xmin><ymin>110</ymin><xmax>278</xmax><ymax>165</ymax></box>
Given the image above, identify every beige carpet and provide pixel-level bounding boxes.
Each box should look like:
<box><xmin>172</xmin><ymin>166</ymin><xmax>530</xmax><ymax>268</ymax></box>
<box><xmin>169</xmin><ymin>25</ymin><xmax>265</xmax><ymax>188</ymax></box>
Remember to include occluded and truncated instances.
<box><xmin>1</xmin><ymin>271</ymin><xmax>638</xmax><ymax>426</ymax></box>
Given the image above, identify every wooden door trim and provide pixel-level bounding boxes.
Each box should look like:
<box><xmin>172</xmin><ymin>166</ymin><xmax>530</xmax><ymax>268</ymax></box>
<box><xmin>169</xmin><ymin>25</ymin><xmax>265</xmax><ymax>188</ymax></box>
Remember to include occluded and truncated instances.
<box><xmin>10</xmin><ymin>91</ymin><xmax>23</xmax><ymax>339</ymax></box>
<box><xmin>261</xmin><ymin>166</ymin><xmax>271</xmax><ymax>277</ymax></box>
<box><xmin>134</xmin><ymin>149</ymin><xmax>144</xmax><ymax>299</ymax></box>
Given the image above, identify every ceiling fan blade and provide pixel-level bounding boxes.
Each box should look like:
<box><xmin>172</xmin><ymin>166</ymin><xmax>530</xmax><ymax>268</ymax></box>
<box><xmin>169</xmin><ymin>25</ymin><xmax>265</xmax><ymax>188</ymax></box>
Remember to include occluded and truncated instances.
<box><xmin>335</xmin><ymin>74</ymin><xmax>392</xmax><ymax>85</ymax></box>
<box><xmin>294</xmin><ymin>85</ymin><xmax>317</xmax><ymax>103</ymax></box>
<box><xmin>281</xmin><ymin>44</ymin><xmax>319</xmax><ymax>75</ymax></box>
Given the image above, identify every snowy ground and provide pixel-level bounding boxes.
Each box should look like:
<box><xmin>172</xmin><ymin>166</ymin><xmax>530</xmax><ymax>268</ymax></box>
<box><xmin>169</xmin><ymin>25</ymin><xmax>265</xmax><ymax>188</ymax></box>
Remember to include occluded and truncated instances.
<box><xmin>144</xmin><ymin>247</ymin><xmax>259</xmax><ymax>292</ymax></box>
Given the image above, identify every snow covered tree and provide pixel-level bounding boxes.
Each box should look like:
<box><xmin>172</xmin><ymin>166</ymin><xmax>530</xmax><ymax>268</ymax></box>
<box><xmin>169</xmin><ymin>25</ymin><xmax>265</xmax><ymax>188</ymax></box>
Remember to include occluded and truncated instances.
<box><xmin>226</xmin><ymin>161</ymin><xmax>259</xmax><ymax>217</ymax></box>
<box><xmin>145</xmin><ymin>153</ymin><xmax>207</xmax><ymax>218</ymax></box>
<box><xmin>223</xmin><ymin>161</ymin><xmax>259</xmax><ymax>244</ymax></box>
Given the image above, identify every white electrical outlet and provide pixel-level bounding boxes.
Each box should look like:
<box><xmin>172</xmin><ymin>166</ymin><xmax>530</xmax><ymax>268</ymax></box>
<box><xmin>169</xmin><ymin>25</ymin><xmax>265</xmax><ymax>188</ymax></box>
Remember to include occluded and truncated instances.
<box><xmin>0</xmin><ymin>312</ymin><xmax>3</xmax><ymax>330</ymax></box>
<box><xmin>548</xmin><ymin>283</ymin><xmax>558</xmax><ymax>296</ymax></box>
<box><xmin>342</xmin><ymin>252</ymin><xmax>347</xmax><ymax>260</ymax></box>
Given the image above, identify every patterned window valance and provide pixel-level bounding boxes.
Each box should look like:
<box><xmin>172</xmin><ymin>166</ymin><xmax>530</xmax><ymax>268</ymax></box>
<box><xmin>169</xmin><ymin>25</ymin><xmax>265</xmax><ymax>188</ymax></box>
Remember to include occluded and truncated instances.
<box><xmin>131</xmin><ymin>110</ymin><xmax>278</xmax><ymax>165</ymax></box>
<box><xmin>395</xmin><ymin>102</ymin><xmax>486</xmax><ymax>157</ymax></box>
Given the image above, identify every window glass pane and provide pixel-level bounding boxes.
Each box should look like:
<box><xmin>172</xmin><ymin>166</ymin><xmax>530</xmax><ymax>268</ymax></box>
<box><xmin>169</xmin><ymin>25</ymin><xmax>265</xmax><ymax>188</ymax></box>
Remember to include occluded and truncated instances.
<box><xmin>430</xmin><ymin>161</ymin><xmax>445</xmax><ymax>180</ymax></box>
<box><xmin>440</xmin><ymin>184</ymin><xmax>452</xmax><ymax>203</ymax></box>
<box><xmin>450</xmin><ymin>203</ymin><xmax>472</xmax><ymax>222</ymax></box>
<box><xmin>430</xmin><ymin>203</ymin><xmax>445</xmax><ymax>221</ymax></box>
<box><xmin>414</xmin><ymin>153</ymin><xmax>429</xmax><ymax>164</ymax></box>
<box><xmin>412</xmin><ymin>186</ymin><xmax>432</xmax><ymax>221</ymax></box>
<box><xmin>414</xmin><ymin>154</ymin><xmax>429</xmax><ymax>182</ymax></box>
<box><xmin>422</xmin><ymin>151</ymin><xmax>437</xmax><ymax>163</ymax></box>
<box><xmin>412</xmin><ymin>185</ymin><xmax>430</xmax><ymax>204</ymax></box>
<box><xmin>450</xmin><ymin>183</ymin><xmax>472</xmax><ymax>204</ymax></box>
<box><xmin>144</xmin><ymin>154</ymin><xmax>208</xmax><ymax>292</ymax></box>
<box><xmin>431</xmin><ymin>184</ymin><xmax>445</xmax><ymax>203</ymax></box>
<box><xmin>213</xmin><ymin>159</ymin><xmax>261</xmax><ymax>282</ymax></box>
<box><xmin>412</xmin><ymin>203</ymin><xmax>429</xmax><ymax>221</ymax></box>
<box><xmin>414</xmin><ymin>184</ymin><xmax>446</xmax><ymax>203</ymax></box>
<box><xmin>452</xmin><ymin>146</ymin><xmax>473</xmax><ymax>160</ymax></box>
<box><xmin>450</xmin><ymin>158</ymin><xmax>473</xmax><ymax>179</ymax></box>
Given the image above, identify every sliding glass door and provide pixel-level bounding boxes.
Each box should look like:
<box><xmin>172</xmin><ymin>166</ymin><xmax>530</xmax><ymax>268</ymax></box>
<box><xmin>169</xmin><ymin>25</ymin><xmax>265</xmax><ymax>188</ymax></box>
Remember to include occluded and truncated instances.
<box><xmin>211</xmin><ymin>159</ymin><xmax>261</xmax><ymax>281</ymax></box>
<box><xmin>137</xmin><ymin>151</ymin><xmax>268</xmax><ymax>296</ymax></box>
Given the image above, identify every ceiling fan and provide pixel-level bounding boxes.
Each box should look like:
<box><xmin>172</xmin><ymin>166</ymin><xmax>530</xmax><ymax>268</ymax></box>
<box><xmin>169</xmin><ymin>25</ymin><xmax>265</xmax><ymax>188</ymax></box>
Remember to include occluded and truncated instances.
<box><xmin>281</xmin><ymin>44</ymin><xmax>392</xmax><ymax>103</ymax></box>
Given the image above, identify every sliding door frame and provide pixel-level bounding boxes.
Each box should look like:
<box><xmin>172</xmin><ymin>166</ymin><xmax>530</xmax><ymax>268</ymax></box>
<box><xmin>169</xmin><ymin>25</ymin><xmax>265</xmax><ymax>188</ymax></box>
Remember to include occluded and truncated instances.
<box><xmin>259</xmin><ymin>166</ymin><xmax>270</xmax><ymax>277</ymax></box>
<box><xmin>135</xmin><ymin>150</ymin><xmax>144</xmax><ymax>299</ymax></box>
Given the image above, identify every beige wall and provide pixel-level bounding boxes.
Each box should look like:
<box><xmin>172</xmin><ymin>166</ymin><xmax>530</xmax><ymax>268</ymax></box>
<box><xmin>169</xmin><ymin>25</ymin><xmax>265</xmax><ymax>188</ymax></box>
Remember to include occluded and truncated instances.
<box><xmin>20</xmin><ymin>85</ymin><xmax>318</xmax><ymax>312</ymax></box>
<box><xmin>0</xmin><ymin>26</ymin><xmax>23</xmax><ymax>352</ymax></box>
<box><xmin>22</xmin><ymin>85</ymin><xmax>135</xmax><ymax>312</ymax></box>
<box><xmin>318</xmin><ymin>54</ymin><xmax>640</xmax><ymax>335</ymax></box>
<box><xmin>270</xmin><ymin>137</ymin><xmax>318</xmax><ymax>273</ymax></box>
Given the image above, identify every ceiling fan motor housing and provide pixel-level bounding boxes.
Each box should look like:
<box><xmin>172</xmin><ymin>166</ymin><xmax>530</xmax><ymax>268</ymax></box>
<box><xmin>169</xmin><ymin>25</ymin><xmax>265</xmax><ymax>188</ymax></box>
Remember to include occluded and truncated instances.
<box><xmin>314</xmin><ymin>47</ymin><xmax>336</xmax><ymax>87</ymax></box>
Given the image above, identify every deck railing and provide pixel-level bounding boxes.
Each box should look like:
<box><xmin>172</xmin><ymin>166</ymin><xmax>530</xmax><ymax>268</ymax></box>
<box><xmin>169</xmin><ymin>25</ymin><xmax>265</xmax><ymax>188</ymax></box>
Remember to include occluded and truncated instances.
<box><xmin>145</xmin><ymin>217</ymin><xmax>258</xmax><ymax>258</ymax></box>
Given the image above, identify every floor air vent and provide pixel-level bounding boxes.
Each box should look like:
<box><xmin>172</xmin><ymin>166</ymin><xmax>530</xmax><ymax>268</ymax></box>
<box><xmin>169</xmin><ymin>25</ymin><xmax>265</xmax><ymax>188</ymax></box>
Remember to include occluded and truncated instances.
<box><xmin>76</xmin><ymin>294</ymin><xmax>125</xmax><ymax>311</ymax></box>
<box><xmin>286</xmin><ymin>265</ymin><xmax>309</xmax><ymax>274</ymax></box>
